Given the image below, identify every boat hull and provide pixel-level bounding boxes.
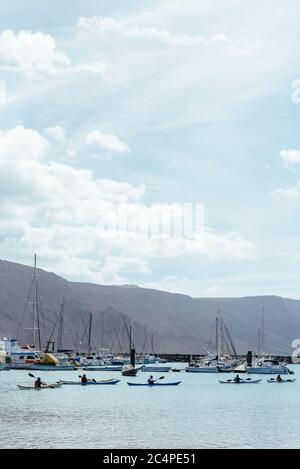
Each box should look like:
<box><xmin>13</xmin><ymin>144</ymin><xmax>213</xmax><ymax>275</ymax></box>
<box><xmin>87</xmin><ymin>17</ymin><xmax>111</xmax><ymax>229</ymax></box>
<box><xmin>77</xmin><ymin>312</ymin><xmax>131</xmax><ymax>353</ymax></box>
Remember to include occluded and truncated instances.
<box><xmin>219</xmin><ymin>379</ymin><xmax>261</xmax><ymax>384</ymax></box>
<box><xmin>83</xmin><ymin>366</ymin><xmax>123</xmax><ymax>371</ymax></box>
<box><xmin>141</xmin><ymin>366</ymin><xmax>171</xmax><ymax>373</ymax></box>
<box><xmin>17</xmin><ymin>383</ymin><xmax>62</xmax><ymax>390</ymax></box>
<box><xmin>267</xmin><ymin>379</ymin><xmax>296</xmax><ymax>383</ymax></box>
<box><xmin>247</xmin><ymin>367</ymin><xmax>289</xmax><ymax>374</ymax></box>
<box><xmin>185</xmin><ymin>367</ymin><xmax>219</xmax><ymax>373</ymax></box>
<box><xmin>127</xmin><ymin>381</ymin><xmax>181</xmax><ymax>386</ymax></box>
<box><xmin>29</xmin><ymin>365</ymin><xmax>77</xmax><ymax>371</ymax></box>
<box><xmin>59</xmin><ymin>379</ymin><xmax>120</xmax><ymax>385</ymax></box>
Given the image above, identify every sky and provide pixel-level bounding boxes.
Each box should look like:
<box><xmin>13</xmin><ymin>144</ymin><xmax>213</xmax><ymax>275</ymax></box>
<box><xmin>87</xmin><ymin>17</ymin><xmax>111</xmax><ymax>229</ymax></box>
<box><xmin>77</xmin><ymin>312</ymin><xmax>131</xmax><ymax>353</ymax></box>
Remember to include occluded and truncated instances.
<box><xmin>1</xmin><ymin>0</ymin><xmax>300</xmax><ymax>298</ymax></box>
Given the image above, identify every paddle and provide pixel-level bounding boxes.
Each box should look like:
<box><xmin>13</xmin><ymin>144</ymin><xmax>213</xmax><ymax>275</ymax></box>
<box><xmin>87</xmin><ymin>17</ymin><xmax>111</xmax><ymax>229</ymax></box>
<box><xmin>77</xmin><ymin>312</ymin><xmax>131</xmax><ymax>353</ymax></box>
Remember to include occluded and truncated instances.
<box><xmin>28</xmin><ymin>372</ymin><xmax>55</xmax><ymax>389</ymax></box>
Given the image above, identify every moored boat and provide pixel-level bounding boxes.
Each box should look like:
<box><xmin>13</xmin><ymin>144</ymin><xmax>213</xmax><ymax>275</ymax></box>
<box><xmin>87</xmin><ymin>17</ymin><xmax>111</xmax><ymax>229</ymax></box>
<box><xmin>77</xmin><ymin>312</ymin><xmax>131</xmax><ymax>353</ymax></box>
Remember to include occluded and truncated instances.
<box><xmin>83</xmin><ymin>365</ymin><xmax>122</xmax><ymax>371</ymax></box>
<box><xmin>141</xmin><ymin>366</ymin><xmax>171</xmax><ymax>373</ymax></box>
<box><xmin>247</xmin><ymin>360</ymin><xmax>292</xmax><ymax>375</ymax></box>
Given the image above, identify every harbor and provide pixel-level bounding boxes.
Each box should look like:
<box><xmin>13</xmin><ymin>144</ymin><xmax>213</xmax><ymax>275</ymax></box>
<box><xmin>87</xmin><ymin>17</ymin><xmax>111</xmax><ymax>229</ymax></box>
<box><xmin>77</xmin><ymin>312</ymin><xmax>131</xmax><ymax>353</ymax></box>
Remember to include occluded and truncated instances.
<box><xmin>1</xmin><ymin>364</ymin><xmax>300</xmax><ymax>449</ymax></box>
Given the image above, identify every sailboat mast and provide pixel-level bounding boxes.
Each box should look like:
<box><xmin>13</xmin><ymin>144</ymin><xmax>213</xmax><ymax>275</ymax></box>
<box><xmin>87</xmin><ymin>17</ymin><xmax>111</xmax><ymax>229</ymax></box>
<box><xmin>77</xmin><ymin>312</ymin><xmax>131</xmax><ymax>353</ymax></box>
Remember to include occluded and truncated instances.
<box><xmin>215</xmin><ymin>317</ymin><xmax>219</xmax><ymax>356</ymax></box>
<box><xmin>32</xmin><ymin>254</ymin><xmax>41</xmax><ymax>351</ymax></box>
<box><xmin>217</xmin><ymin>310</ymin><xmax>222</xmax><ymax>358</ymax></box>
<box><xmin>261</xmin><ymin>307</ymin><xmax>264</xmax><ymax>357</ymax></box>
<box><xmin>88</xmin><ymin>313</ymin><xmax>93</xmax><ymax>354</ymax></box>
<box><xmin>57</xmin><ymin>298</ymin><xmax>65</xmax><ymax>351</ymax></box>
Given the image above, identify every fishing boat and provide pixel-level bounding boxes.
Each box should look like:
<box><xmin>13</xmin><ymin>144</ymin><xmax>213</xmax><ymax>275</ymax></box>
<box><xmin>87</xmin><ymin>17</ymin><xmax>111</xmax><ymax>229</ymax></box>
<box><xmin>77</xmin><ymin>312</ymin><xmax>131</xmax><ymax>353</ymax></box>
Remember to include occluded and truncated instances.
<box><xmin>17</xmin><ymin>383</ymin><xmax>62</xmax><ymax>390</ymax></box>
<box><xmin>127</xmin><ymin>381</ymin><xmax>181</xmax><ymax>386</ymax></box>
<box><xmin>218</xmin><ymin>379</ymin><xmax>261</xmax><ymax>384</ymax></box>
<box><xmin>58</xmin><ymin>378</ymin><xmax>120</xmax><ymax>385</ymax></box>
<box><xmin>141</xmin><ymin>365</ymin><xmax>171</xmax><ymax>373</ymax></box>
<box><xmin>267</xmin><ymin>378</ymin><xmax>296</xmax><ymax>383</ymax></box>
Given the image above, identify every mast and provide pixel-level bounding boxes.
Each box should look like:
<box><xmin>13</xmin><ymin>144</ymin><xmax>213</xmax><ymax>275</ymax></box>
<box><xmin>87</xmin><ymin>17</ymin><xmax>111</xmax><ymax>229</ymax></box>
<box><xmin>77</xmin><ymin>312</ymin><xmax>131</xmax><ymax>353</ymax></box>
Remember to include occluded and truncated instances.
<box><xmin>217</xmin><ymin>310</ymin><xmax>222</xmax><ymax>358</ymax></box>
<box><xmin>258</xmin><ymin>307</ymin><xmax>264</xmax><ymax>358</ymax></box>
<box><xmin>88</xmin><ymin>313</ymin><xmax>93</xmax><ymax>354</ymax></box>
<box><xmin>57</xmin><ymin>298</ymin><xmax>65</xmax><ymax>352</ymax></box>
<box><xmin>32</xmin><ymin>254</ymin><xmax>41</xmax><ymax>351</ymax></box>
<box><xmin>101</xmin><ymin>310</ymin><xmax>105</xmax><ymax>354</ymax></box>
<box><xmin>215</xmin><ymin>316</ymin><xmax>219</xmax><ymax>357</ymax></box>
<box><xmin>221</xmin><ymin>317</ymin><xmax>225</xmax><ymax>356</ymax></box>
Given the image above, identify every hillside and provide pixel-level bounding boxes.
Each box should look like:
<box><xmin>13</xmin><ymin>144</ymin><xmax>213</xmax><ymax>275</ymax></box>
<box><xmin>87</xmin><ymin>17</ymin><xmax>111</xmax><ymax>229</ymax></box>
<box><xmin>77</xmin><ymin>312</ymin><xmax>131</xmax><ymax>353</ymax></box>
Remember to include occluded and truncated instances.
<box><xmin>0</xmin><ymin>259</ymin><xmax>298</xmax><ymax>354</ymax></box>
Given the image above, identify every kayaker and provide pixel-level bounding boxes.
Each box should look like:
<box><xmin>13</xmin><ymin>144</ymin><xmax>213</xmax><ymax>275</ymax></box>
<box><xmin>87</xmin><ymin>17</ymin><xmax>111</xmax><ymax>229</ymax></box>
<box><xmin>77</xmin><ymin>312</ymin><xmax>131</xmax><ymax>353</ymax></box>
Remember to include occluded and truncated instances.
<box><xmin>276</xmin><ymin>375</ymin><xmax>283</xmax><ymax>382</ymax></box>
<box><xmin>234</xmin><ymin>374</ymin><xmax>242</xmax><ymax>383</ymax></box>
<box><xmin>147</xmin><ymin>375</ymin><xmax>155</xmax><ymax>384</ymax></box>
<box><xmin>81</xmin><ymin>374</ymin><xmax>88</xmax><ymax>384</ymax></box>
<box><xmin>34</xmin><ymin>377</ymin><xmax>42</xmax><ymax>388</ymax></box>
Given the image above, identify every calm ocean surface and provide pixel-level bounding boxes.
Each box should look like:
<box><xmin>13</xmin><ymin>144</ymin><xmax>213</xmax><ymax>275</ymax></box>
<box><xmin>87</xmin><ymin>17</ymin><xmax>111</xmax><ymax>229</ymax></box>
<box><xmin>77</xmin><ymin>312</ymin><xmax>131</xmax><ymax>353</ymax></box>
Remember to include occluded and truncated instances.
<box><xmin>1</xmin><ymin>364</ymin><xmax>300</xmax><ymax>449</ymax></box>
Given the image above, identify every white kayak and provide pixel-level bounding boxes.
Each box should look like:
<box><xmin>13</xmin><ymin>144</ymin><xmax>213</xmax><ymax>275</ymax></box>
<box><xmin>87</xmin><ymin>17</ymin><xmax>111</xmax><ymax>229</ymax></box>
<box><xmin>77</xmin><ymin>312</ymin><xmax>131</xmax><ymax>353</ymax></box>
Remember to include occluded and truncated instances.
<box><xmin>58</xmin><ymin>378</ymin><xmax>120</xmax><ymax>385</ymax></box>
<box><xmin>219</xmin><ymin>379</ymin><xmax>261</xmax><ymax>384</ymax></box>
<box><xmin>267</xmin><ymin>378</ymin><xmax>296</xmax><ymax>383</ymax></box>
<box><xmin>17</xmin><ymin>383</ymin><xmax>62</xmax><ymax>390</ymax></box>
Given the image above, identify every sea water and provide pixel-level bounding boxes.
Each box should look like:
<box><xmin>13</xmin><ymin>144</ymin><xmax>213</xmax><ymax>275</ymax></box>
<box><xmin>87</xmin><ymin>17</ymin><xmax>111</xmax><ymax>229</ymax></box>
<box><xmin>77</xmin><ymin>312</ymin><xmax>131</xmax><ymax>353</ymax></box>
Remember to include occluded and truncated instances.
<box><xmin>0</xmin><ymin>364</ymin><xmax>299</xmax><ymax>449</ymax></box>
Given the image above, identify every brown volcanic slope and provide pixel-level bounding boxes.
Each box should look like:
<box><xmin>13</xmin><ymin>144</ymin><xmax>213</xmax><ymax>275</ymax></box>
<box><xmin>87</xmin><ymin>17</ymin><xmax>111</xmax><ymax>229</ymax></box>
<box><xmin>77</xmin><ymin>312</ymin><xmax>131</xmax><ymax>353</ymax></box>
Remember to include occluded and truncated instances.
<box><xmin>0</xmin><ymin>259</ymin><xmax>299</xmax><ymax>354</ymax></box>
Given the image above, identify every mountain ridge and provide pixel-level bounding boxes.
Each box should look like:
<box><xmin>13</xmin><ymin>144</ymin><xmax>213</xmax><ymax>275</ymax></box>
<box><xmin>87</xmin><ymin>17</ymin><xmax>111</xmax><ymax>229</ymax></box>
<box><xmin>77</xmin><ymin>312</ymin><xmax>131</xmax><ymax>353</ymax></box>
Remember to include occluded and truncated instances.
<box><xmin>0</xmin><ymin>258</ymin><xmax>298</xmax><ymax>354</ymax></box>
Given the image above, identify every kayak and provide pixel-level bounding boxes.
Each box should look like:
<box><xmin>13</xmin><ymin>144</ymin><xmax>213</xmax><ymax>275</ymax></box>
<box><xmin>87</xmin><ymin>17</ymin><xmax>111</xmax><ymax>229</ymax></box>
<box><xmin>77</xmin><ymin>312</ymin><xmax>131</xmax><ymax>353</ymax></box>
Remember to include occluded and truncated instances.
<box><xmin>267</xmin><ymin>378</ymin><xmax>296</xmax><ymax>383</ymax></box>
<box><xmin>127</xmin><ymin>381</ymin><xmax>181</xmax><ymax>386</ymax></box>
<box><xmin>59</xmin><ymin>379</ymin><xmax>120</xmax><ymax>385</ymax></box>
<box><xmin>219</xmin><ymin>379</ymin><xmax>261</xmax><ymax>384</ymax></box>
<box><xmin>17</xmin><ymin>383</ymin><xmax>62</xmax><ymax>390</ymax></box>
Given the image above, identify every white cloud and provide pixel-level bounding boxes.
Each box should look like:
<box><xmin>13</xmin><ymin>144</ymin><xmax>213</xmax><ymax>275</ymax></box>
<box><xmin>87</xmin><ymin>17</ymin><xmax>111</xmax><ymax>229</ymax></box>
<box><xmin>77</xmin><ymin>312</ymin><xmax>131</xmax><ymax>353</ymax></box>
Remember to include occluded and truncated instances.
<box><xmin>0</xmin><ymin>126</ymin><xmax>254</xmax><ymax>284</ymax></box>
<box><xmin>75</xmin><ymin>62</ymin><xmax>106</xmax><ymax>75</ymax></box>
<box><xmin>77</xmin><ymin>15</ymin><xmax>257</xmax><ymax>54</ymax></box>
<box><xmin>0</xmin><ymin>80</ymin><xmax>7</xmax><ymax>104</ymax></box>
<box><xmin>45</xmin><ymin>126</ymin><xmax>66</xmax><ymax>143</ymax></box>
<box><xmin>0</xmin><ymin>125</ymin><xmax>49</xmax><ymax>164</ymax></box>
<box><xmin>271</xmin><ymin>182</ymin><xmax>300</xmax><ymax>200</ymax></box>
<box><xmin>0</xmin><ymin>30</ymin><xmax>70</xmax><ymax>76</ymax></box>
<box><xmin>85</xmin><ymin>130</ymin><xmax>130</xmax><ymax>153</ymax></box>
<box><xmin>280</xmin><ymin>149</ymin><xmax>300</xmax><ymax>164</ymax></box>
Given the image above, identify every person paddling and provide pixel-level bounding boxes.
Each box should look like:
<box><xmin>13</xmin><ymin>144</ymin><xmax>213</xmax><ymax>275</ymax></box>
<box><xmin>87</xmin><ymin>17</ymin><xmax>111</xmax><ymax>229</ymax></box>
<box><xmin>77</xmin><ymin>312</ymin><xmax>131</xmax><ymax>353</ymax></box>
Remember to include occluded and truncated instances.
<box><xmin>81</xmin><ymin>374</ymin><xmax>88</xmax><ymax>384</ymax></box>
<box><xmin>147</xmin><ymin>375</ymin><xmax>155</xmax><ymax>384</ymax></box>
<box><xmin>276</xmin><ymin>374</ymin><xmax>283</xmax><ymax>382</ymax></box>
<box><xmin>234</xmin><ymin>374</ymin><xmax>242</xmax><ymax>383</ymax></box>
<box><xmin>34</xmin><ymin>377</ymin><xmax>42</xmax><ymax>388</ymax></box>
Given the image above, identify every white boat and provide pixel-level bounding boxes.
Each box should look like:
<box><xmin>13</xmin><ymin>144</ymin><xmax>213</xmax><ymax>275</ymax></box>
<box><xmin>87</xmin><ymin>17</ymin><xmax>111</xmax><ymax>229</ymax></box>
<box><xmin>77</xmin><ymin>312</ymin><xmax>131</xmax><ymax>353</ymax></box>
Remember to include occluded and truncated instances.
<box><xmin>141</xmin><ymin>365</ymin><xmax>171</xmax><ymax>373</ymax></box>
<box><xmin>0</xmin><ymin>338</ymin><xmax>41</xmax><ymax>369</ymax></box>
<box><xmin>186</xmin><ymin>365</ymin><xmax>220</xmax><ymax>373</ymax></box>
<box><xmin>219</xmin><ymin>379</ymin><xmax>261</xmax><ymax>384</ymax></box>
<box><xmin>185</xmin><ymin>359</ymin><xmax>233</xmax><ymax>373</ymax></box>
<box><xmin>247</xmin><ymin>359</ymin><xmax>292</xmax><ymax>375</ymax></box>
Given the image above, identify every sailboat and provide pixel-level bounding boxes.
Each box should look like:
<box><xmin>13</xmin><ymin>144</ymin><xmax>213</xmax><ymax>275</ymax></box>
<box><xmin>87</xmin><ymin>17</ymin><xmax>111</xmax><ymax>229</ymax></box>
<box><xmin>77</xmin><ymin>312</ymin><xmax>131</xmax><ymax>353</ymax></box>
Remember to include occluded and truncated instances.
<box><xmin>121</xmin><ymin>324</ymin><xmax>139</xmax><ymax>376</ymax></box>
<box><xmin>246</xmin><ymin>308</ymin><xmax>292</xmax><ymax>375</ymax></box>
<box><xmin>185</xmin><ymin>312</ymin><xmax>237</xmax><ymax>373</ymax></box>
<box><xmin>8</xmin><ymin>255</ymin><xmax>43</xmax><ymax>369</ymax></box>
